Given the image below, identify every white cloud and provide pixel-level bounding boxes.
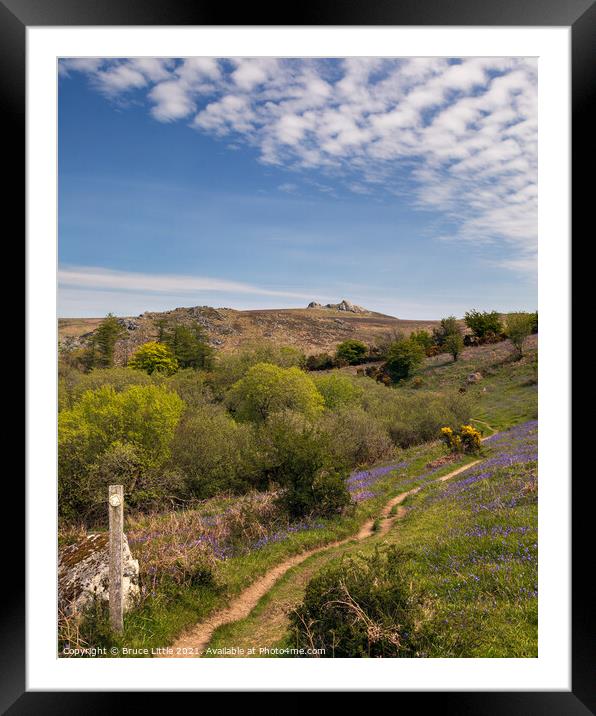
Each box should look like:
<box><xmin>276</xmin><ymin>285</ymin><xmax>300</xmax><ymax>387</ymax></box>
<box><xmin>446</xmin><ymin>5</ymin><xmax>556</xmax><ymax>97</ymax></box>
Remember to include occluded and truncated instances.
<box><xmin>149</xmin><ymin>80</ymin><xmax>195</xmax><ymax>121</ymax></box>
<box><xmin>495</xmin><ymin>255</ymin><xmax>537</xmax><ymax>274</ymax></box>
<box><xmin>129</xmin><ymin>58</ymin><xmax>173</xmax><ymax>82</ymax></box>
<box><xmin>60</xmin><ymin>58</ymin><xmax>103</xmax><ymax>76</ymax></box>
<box><xmin>92</xmin><ymin>63</ymin><xmax>148</xmax><ymax>95</ymax></box>
<box><xmin>58</xmin><ymin>265</ymin><xmax>316</xmax><ymax>300</ymax></box>
<box><xmin>277</xmin><ymin>182</ymin><xmax>298</xmax><ymax>193</ymax></box>
<box><xmin>275</xmin><ymin>113</ymin><xmax>311</xmax><ymax>145</ymax></box>
<box><xmin>60</xmin><ymin>57</ymin><xmax>537</xmax><ymax>273</ymax></box>
<box><xmin>194</xmin><ymin>94</ymin><xmax>256</xmax><ymax>135</ymax></box>
<box><xmin>177</xmin><ymin>57</ymin><xmax>221</xmax><ymax>82</ymax></box>
<box><xmin>231</xmin><ymin>58</ymin><xmax>278</xmax><ymax>91</ymax></box>
<box><xmin>347</xmin><ymin>183</ymin><xmax>372</xmax><ymax>195</ymax></box>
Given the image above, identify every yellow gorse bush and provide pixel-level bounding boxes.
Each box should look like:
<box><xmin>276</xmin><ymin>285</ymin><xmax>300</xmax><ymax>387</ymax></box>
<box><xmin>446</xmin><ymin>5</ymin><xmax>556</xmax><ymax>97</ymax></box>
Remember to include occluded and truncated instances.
<box><xmin>440</xmin><ymin>424</ymin><xmax>481</xmax><ymax>454</ymax></box>
<box><xmin>460</xmin><ymin>424</ymin><xmax>482</xmax><ymax>451</ymax></box>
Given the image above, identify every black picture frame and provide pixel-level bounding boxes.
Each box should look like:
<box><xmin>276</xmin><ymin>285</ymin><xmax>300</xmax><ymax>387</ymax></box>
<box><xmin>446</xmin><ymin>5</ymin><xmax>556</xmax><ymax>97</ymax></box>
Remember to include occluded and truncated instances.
<box><xmin>11</xmin><ymin>0</ymin><xmax>590</xmax><ymax>710</ymax></box>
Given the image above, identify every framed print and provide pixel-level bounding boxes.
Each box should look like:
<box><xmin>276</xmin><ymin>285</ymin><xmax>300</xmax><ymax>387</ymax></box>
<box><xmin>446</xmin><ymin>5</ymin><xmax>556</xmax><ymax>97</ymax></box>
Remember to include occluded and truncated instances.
<box><xmin>11</xmin><ymin>0</ymin><xmax>590</xmax><ymax>709</ymax></box>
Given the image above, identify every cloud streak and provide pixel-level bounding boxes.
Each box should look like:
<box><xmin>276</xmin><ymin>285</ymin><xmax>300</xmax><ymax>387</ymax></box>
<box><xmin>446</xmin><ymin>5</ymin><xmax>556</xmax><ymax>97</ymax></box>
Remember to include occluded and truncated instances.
<box><xmin>60</xmin><ymin>57</ymin><xmax>537</xmax><ymax>273</ymax></box>
<box><xmin>58</xmin><ymin>265</ymin><xmax>318</xmax><ymax>300</ymax></box>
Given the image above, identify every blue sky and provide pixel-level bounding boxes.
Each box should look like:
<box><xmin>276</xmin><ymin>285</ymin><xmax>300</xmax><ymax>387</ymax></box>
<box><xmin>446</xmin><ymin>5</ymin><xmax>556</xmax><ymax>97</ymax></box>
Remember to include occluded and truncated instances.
<box><xmin>58</xmin><ymin>58</ymin><xmax>537</xmax><ymax>319</ymax></box>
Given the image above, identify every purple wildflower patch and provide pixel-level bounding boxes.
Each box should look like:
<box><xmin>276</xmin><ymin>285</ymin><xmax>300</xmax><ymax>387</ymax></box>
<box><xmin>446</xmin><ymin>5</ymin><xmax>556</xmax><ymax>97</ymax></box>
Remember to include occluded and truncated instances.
<box><xmin>347</xmin><ymin>460</ymin><xmax>410</xmax><ymax>502</ymax></box>
<box><xmin>408</xmin><ymin>420</ymin><xmax>538</xmax><ymax>622</ymax></box>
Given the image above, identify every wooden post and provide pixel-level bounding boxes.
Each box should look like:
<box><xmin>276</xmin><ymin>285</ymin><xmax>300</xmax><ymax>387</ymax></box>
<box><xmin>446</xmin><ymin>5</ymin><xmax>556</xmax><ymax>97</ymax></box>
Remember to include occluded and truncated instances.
<box><xmin>108</xmin><ymin>485</ymin><xmax>124</xmax><ymax>633</ymax></box>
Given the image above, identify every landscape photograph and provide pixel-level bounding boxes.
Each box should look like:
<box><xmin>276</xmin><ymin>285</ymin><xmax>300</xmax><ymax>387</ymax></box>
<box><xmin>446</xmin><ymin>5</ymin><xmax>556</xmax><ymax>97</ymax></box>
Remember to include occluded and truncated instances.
<box><xmin>57</xmin><ymin>56</ymin><xmax>538</xmax><ymax>659</ymax></box>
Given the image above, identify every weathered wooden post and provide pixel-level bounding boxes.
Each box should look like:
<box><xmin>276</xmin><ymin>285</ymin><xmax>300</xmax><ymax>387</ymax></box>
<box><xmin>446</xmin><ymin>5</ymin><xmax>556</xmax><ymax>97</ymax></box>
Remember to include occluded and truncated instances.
<box><xmin>108</xmin><ymin>485</ymin><xmax>124</xmax><ymax>633</ymax></box>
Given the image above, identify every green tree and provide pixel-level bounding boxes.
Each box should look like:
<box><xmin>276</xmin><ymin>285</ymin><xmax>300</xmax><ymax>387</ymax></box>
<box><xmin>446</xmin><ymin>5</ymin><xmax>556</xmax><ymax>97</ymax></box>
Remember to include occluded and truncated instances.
<box><xmin>164</xmin><ymin>369</ymin><xmax>212</xmax><ymax>409</ymax></box>
<box><xmin>60</xmin><ymin>366</ymin><xmax>155</xmax><ymax>410</ymax></box>
<box><xmin>58</xmin><ymin>384</ymin><xmax>185</xmax><ymax>519</ymax></box>
<box><xmin>154</xmin><ymin>317</ymin><xmax>170</xmax><ymax>343</ymax></box>
<box><xmin>335</xmin><ymin>340</ymin><xmax>368</xmax><ymax>365</ymax></box>
<box><xmin>432</xmin><ymin>316</ymin><xmax>461</xmax><ymax>347</ymax></box>
<box><xmin>227</xmin><ymin>363</ymin><xmax>324</xmax><ymax>422</ymax></box>
<box><xmin>128</xmin><ymin>341</ymin><xmax>178</xmax><ymax>375</ymax></box>
<box><xmin>313</xmin><ymin>373</ymin><xmax>363</xmax><ymax>410</ymax></box>
<box><xmin>169</xmin><ymin>405</ymin><xmax>258</xmax><ymax>497</ymax></box>
<box><xmin>259</xmin><ymin>411</ymin><xmax>350</xmax><ymax>518</ymax></box>
<box><xmin>209</xmin><ymin>341</ymin><xmax>306</xmax><ymax>397</ymax></box>
<box><xmin>410</xmin><ymin>330</ymin><xmax>434</xmax><ymax>353</ymax></box>
<box><xmin>161</xmin><ymin>322</ymin><xmax>214</xmax><ymax>370</ymax></box>
<box><xmin>464</xmin><ymin>309</ymin><xmax>503</xmax><ymax>341</ymax></box>
<box><xmin>505</xmin><ymin>312</ymin><xmax>534</xmax><ymax>359</ymax></box>
<box><xmin>441</xmin><ymin>316</ymin><xmax>464</xmax><ymax>362</ymax></box>
<box><xmin>91</xmin><ymin>313</ymin><xmax>126</xmax><ymax>368</ymax></box>
<box><xmin>88</xmin><ymin>441</ymin><xmax>184</xmax><ymax>511</ymax></box>
<box><xmin>384</xmin><ymin>339</ymin><xmax>425</xmax><ymax>382</ymax></box>
<box><xmin>444</xmin><ymin>330</ymin><xmax>464</xmax><ymax>362</ymax></box>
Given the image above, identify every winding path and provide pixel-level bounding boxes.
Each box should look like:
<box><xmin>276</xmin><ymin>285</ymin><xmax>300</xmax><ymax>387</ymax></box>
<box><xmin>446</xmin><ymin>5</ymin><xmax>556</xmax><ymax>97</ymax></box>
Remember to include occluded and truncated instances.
<box><xmin>159</xmin><ymin>458</ymin><xmax>481</xmax><ymax>658</ymax></box>
<box><xmin>470</xmin><ymin>418</ymin><xmax>497</xmax><ymax>436</ymax></box>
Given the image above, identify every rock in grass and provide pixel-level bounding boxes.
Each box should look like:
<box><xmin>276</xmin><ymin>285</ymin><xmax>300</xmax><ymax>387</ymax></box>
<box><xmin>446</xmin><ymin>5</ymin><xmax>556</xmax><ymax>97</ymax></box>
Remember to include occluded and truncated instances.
<box><xmin>58</xmin><ymin>533</ymin><xmax>140</xmax><ymax>618</ymax></box>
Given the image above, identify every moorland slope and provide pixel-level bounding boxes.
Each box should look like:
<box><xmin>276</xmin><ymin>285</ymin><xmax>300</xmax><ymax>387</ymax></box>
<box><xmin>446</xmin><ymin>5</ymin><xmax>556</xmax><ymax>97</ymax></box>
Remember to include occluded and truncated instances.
<box><xmin>59</xmin><ymin>303</ymin><xmax>441</xmax><ymax>361</ymax></box>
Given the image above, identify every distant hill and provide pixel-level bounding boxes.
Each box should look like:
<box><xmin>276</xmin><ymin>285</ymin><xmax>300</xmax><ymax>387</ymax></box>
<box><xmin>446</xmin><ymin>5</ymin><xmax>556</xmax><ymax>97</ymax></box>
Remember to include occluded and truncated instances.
<box><xmin>306</xmin><ymin>299</ymin><xmax>368</xmax><ymax>313</ymax></box>
<box><xmin>58</xmin><ymin>302</ymin><xmax>441</xmax><ymax>362</ymax></box>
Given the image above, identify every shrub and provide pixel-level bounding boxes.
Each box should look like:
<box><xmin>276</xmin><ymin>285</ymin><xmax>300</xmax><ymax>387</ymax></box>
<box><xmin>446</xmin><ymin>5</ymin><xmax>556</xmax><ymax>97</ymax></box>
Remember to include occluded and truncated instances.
<box><xmin>58</xmin><ymin>385</ymin><xmax>185</xmax><ymax>520</ymax></box>
<box><xmin>375</xmin><ymin>330</ymin><xmax>405</xmax><ymax>359</ymax></box>
<box><xmin>505</xmin><ymin>312</ymin><xmax>534</xmax><ymax>359</ymax></box>
<box><xmin>366</xmin><ymin>344</ymin><xmax>385</xmax><ymax>362</ymax></box>
<box><xmin>320</xmin><ymin>407</ymin><xmax>394</xmax><ymax>467</ymax></box>
<box><xmin>258</xmin><ymin>411</ymin><xmax>350</xmax><ymax>518</ymax></box>
<box><xmin>440</xmin><ymin>424</ymin><xmax>481</xmax><ymax>454</ymax></box>
<box><xmin>384</xmin><ymin>339</ymin><xmax>425</xmax><ymax>382</ymax></box>
<box><xmin>484</xmin><ymin>331</ymin><xmax>505</xmax><ymax>344</ymax></box>
<box><xmin>376</xmin><ymin>391</ymin><xmax>471</xmax><ymax>449</ymax></box>
<box><xmin>461</xmin><ymin>424</ymin><xmax>482</xmax><ymax>452</ymax></box>
<box><xmin>464</xmin><ymin>310</ymin><xmax>503</xmax><ymax>341</ymax></box>
<box><xmin>209</xmin><ymin>342</ymin><xmax>306</xmax><ymax>396</ymax></box>
<box><xmin>169</xmin><ymin>405</ymin><xmax>259</xmax><ymax>498</ymax></box>
<box><xmin>335</xmin><ymin>340</ymin><xmax>368</xmax><ymax>365</ymax></box>
<box><xmin>59</xmin><ymin>345</ymin><xmax>96</xmax><ymax>373</ymax></box>
<box><xmin>410</xmin><ymin>330</ymin><xmax>434</xmax><ymax>354</ymax></box>
<box><xmin>305</xmin><ymin>353</ymin><xmax>335</xmax><ymax>371</ymax></box>
<box><xmin>59</xmin><ymin>384</ymin><xmax>185</xmax><ymax>470</ymax></box>
<box><xmin>432</xmin><ymin>316</ymin><xmax>461</xmax><ymax>348</ymax></box>
<box><xmin>463</xmin><ymin>334</ymin><xmax>481</xmax><ymax>347</ymax></box>
<box><xmin>128</xmin><ymin>341</ymin><xmax>178</xmax><ymax>375</ymax></box>
<box><xmin>59</xmin><ymin>367</ymin><xmax>155</xmax><ymax>409</ymax></box>
<box><xmin>445</xmin><ymin>331</ymin><xmax>464</xmax><ymax>362</ymax></box>
<box><xmin>289</xmin><ymin>546</ymin><xmax>419</xmax><ymax>657</ymax></box>
<box><xmin>360</xmin><ymin>373</ymin><xmax>449</xmax><ymax>421</ymax></box>
<box><xmin>310</xmin><ymin>469</ymin><xmax>353</xmax><ymax>518</ymax></box>
<box><xmin>164</xmin><ymin>369</ymin><xmax>212</xmax><ymax>409</ymax></box>
<box><xmin>312</xmin><ymin>373</ymin><xmax>364</xmax><ymax>410</ymax></box>
<box><xmin>88</xmin><ymin>440</ymin><xmax>142</xmax><ymax>490</ymax></box>
<box><xmin>87</xmin><ymin>442</ymin><xmax>185</xmax><ymax>512</ymax></box>
<box><xmin>227</xmin><ymin>363</ymin><xmax>324</xmax><ymax>423</ymax></box>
